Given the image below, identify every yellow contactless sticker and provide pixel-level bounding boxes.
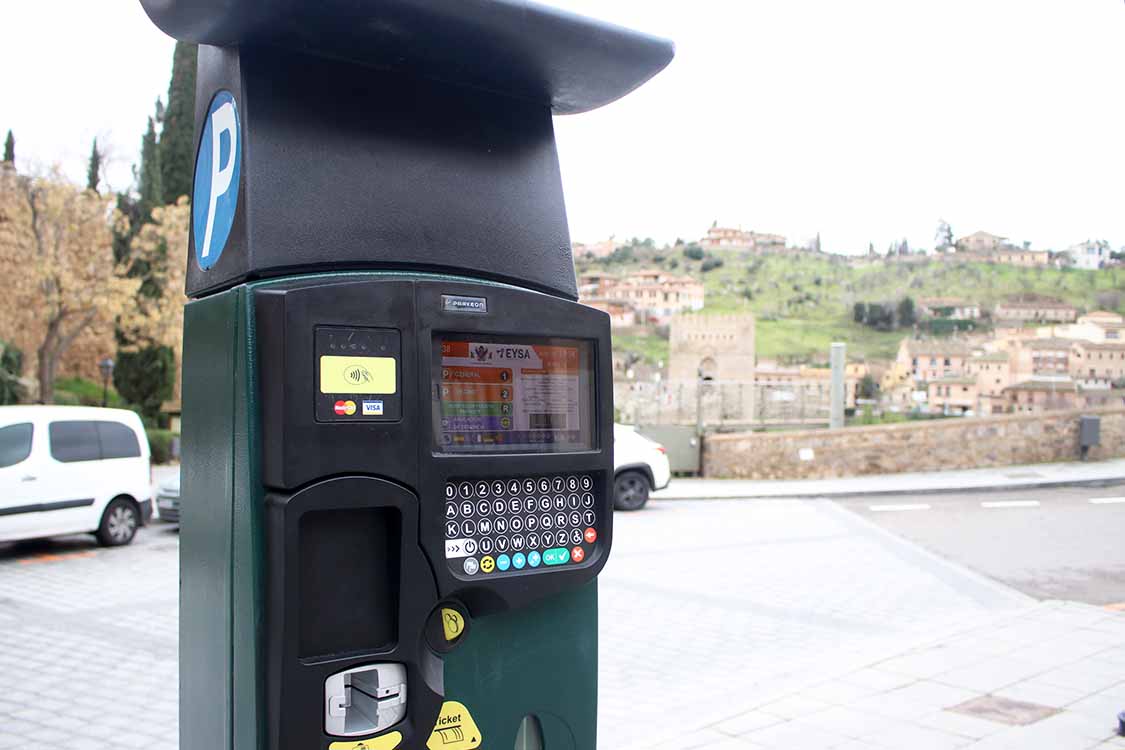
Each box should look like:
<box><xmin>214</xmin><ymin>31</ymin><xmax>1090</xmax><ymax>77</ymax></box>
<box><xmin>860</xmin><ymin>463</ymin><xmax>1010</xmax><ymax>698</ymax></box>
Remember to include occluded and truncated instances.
<box><xmin>328</xmin><ymin>730</ymin><xmax>402</xmax><ymax>750</ymax></box>
<box><xmin>427</xmin><ymin>701</ymin><xmax>482</xmax><ymax>750</ymax></box>
<box><xmin>320</xmin><ymin>355</ymin><xmax>397</xmax><ymax>394</ymax></box>
<box><xmin>441</xmin><ymin>608</ymin><xmax>465</xmax><ymax>642</ymax></box>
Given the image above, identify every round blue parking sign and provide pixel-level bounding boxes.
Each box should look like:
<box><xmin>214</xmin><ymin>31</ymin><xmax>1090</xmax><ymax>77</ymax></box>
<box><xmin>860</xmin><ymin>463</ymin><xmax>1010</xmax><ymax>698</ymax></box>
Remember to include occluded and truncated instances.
<box><xmin>192</xmin><ymin>91</ymin><xmax>241</xmax><ymax>270</ymax></box>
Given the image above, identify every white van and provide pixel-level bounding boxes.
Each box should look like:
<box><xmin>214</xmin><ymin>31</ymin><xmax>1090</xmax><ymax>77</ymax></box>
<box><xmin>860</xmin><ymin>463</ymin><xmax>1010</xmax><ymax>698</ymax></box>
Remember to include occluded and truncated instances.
<box><xmin>0</xmin><ymin>405</ymin><xmax>152</xmax><ymax>546</ymax></box>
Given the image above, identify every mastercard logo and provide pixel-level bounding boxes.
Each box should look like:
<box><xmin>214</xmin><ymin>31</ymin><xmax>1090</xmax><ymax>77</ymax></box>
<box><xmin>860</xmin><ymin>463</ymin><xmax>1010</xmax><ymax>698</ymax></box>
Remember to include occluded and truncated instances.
<box><xmin>333</xmin><ymin>400</ymin><xmax>357</xmax><ymax>416</ymax></box>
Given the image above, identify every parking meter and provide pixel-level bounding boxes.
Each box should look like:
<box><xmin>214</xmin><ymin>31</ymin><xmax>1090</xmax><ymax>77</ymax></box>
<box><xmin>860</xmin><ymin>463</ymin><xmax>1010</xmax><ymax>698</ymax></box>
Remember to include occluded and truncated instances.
<box><xmin>139</xmin><ymin>2</ymin><xmax>673</xmax><ymax>749</ymax></box>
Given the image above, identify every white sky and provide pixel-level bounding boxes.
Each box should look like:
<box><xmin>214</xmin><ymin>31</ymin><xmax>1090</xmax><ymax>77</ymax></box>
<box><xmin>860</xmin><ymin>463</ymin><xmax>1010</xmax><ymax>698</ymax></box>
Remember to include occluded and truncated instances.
<box><xmin>4</xmin><ymin>1</ymin><xmax>1124</xmax><ymax>254</ymax></box>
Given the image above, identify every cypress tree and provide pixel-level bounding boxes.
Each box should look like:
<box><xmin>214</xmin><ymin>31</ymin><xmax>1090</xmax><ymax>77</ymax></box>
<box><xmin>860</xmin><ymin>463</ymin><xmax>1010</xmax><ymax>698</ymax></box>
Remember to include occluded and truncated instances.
<box><xmin>86</xmin><ymin>137</ymin><xmax>102</xmax><ymax>192</ymax></box>
<box><xmin>139</xmin><ymin>115</ymin><xmax>163</xmax><ymax>222</ymax></box>
<box><xmin>159</xmin><ymin>42</ymin><xmax>198</xmax><ymax>203</ymax></box>
<box><xmin>3</xmin><ymin>130</ymin><xmax>13</xmax><ymax>163</ymax></box>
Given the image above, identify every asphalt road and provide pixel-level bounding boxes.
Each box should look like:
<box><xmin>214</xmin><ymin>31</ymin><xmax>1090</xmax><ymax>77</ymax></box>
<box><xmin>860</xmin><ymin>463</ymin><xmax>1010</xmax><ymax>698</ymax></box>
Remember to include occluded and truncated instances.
<box><xmin>835</xmin><ymin>483</ymin><xmax>1125</xmax><ymax>607</ymax></box>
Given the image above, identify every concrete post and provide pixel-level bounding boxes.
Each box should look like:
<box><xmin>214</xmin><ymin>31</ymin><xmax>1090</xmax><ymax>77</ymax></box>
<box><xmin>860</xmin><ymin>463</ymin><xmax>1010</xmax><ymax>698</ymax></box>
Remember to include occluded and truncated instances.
<box><xmin>830</xmin><ymin>342</ymin><xmax>846</xmax><ymax>430</ymax></box>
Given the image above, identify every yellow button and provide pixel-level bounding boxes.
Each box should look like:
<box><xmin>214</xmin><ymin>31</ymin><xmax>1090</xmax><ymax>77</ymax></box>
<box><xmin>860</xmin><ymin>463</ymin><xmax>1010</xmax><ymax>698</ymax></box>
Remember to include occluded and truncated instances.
<box><xmin>441</xmin><ymin>608</ymin><xmax>465</xmax><ymax>642</ymax></box>
<box><xmin>329</xmin><ymin>730</ymin><xmax>402</xmax><ymax>750</ymax></box>
<box><xmin>480</xmin><ymin>556</ymin><xmax>495</xmax><ymax>574</ymax></box>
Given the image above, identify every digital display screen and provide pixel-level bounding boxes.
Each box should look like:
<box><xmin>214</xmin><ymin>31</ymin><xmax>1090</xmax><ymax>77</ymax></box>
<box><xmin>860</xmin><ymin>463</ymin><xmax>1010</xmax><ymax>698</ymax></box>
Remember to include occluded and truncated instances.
<box><xmin>432</xmin><ymin>335</ymin><xmax>595</xmax><ymax>454</ymax></box>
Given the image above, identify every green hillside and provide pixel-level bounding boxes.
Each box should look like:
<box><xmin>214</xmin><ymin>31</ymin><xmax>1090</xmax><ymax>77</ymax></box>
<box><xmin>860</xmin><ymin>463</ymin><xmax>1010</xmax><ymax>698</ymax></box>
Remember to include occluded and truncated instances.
<box><xmin>578</xmin><ymin>246</ymin><xmax>1124</xmax><ymax>365</ymax></box>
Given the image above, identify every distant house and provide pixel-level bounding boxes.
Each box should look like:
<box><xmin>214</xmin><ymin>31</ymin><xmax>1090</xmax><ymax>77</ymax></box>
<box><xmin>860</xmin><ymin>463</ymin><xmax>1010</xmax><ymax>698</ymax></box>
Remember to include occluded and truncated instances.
<box><xmin>1069</xmin><ymin>341</ymin><xmax>1125</xmax><ymax>386</ymax></box>
<box><xmin>995</xmin><ymin>248</ymin><xmax>1050</xmax><ymax>267</ymax></box>
<box><xmin>1063</xmin><ymin>240</ymin><xmax>1111</xmax><ymax>271</ymax></box>
<box><xmin>918</xmin><ymin>297</ymin><xmax>981</xmax><ymax>320</ymax></box>
<box><xmin>993</xmin><ymin>295</ymin><xmax>1078</xmax><ymax>324</ymax></box>
<box><xmin>581</xmin><ymin>299</ymin><xmax>637</xmax><ymax>328</ymax></box>
<box><xmin>1002</xmin><ymin>376</ymin><xmax>1079</xmax><ymax>413</ymax></box>
<box><xmin>573</xmin><ymin>237</ymin><xmax>620</xmax><ymax>259</ymax></box>
<box><xmin>699</xmin><ymin>225</ymin><xmax>786</xmax><ymax>253</ymax></box>
<box><xmin>927</xmin><ymin>376</ymin><xmax>978</xmax><ymax>415</ymax></box>
<box><xmin>578</xmin><ymin>269</ymin><xmax>704</xmax><ymax>325</ymax></box>
<box><xmin>965</xmin><ymin>351</ymin><xmax>1014</xmax><ymax>399</ymax></box>
<box><xmin>896</xmin><ymin>339</ymin><xmax>972</xmax><ymax>381</ymax></box>
<box><xmin>956</xmin><ymin>231</ymin><xmax>1006</xmax><ymax>255</ymax></box>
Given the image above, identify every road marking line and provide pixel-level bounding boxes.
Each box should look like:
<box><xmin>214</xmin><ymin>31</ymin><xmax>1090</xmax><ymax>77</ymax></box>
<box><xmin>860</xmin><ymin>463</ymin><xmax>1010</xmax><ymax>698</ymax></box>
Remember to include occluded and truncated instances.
<box><xmin>1089</xmin><ymin>497</ymin><xmax>1125</xmax><ymax>505</ymax></box>
<box><xmin>869</xmin><ymin>504</ymin><xmax>931</xmax><ymax>512</ymax></box>
<box><xmin>981</xmin><ymin>501</ymin><xmax>1040</xmax><ymax>509</ymax></box>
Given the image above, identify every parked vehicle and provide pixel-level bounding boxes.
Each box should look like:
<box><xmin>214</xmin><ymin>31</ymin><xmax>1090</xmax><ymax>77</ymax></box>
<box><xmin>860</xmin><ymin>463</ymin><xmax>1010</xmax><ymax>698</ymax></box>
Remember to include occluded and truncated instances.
<box><xmin>613</xmin><ymin>423</ymin><xmax>670</xmax><ymax>511</ymax></box>
<box><xmin>0</xmin><ymin>406</ymin><xmax>152</xmax><ymax>546</ymax></box>
<box><xmin>155</xmin><ymin>472</ymin><xmax>181</xmax><ymax>524</ymax></box>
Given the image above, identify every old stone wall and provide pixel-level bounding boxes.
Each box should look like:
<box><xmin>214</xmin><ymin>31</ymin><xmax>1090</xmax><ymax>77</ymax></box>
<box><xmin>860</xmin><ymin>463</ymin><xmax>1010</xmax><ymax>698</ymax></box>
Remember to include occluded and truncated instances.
<box><xmin>704</xmin><ymin>407</ymin><xmax>1125</xmax><ymax>479</ymax></box>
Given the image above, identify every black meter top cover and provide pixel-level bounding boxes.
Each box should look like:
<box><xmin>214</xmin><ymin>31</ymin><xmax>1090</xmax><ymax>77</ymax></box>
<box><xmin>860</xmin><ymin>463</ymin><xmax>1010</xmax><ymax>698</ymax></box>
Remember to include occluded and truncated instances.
<box><xmin>142</xmin><ymin>0</ymin><xmax>675</xmax><ymax>300</ymax></box>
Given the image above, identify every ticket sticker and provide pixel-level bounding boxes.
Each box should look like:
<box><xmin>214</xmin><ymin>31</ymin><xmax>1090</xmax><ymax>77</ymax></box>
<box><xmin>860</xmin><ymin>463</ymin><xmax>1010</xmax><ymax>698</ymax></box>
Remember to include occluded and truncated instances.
<box><xmin>329</xmin><ymin>730</ymin><xmax>401</xmax><ymax>750</ymax></box>
<box><xmin>427</xmin><ymin>701</ymin><xmax>482</xmax><ymax>750</ymax></box>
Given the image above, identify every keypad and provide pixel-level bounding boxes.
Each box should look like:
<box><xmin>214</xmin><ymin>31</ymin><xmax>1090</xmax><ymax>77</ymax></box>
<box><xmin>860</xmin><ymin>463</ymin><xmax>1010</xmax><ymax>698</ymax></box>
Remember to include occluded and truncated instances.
<box><xmin>444</xmin><ymin>474</ymin><xmax>599</xmax><ymax>577</ymax></box>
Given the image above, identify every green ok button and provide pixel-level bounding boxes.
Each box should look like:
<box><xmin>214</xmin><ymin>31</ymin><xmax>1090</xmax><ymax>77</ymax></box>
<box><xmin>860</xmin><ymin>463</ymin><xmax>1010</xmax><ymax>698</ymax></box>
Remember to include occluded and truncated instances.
<box><xmin>543</xmin><ymin>547</ymin><xmax>571</xmax><ymax>566</ymax></box>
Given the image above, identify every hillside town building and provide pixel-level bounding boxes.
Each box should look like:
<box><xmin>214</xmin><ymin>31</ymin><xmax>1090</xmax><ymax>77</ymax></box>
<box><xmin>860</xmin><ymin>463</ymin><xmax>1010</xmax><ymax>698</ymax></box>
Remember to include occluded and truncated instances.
<box><xmin>896</xmin><ymin>339</ymin><xmax>972</xmax><ymax>381</ymax></box>
<box><xmin>699</xmin><ymin>225</ymin><xmax>787</xmax><ymax>253</ymax></box>
<box><xmin>956</xmin><ymin>231</ymin><xmax>1006</xmax><ymax>255</ymax></box>
<box><xmin>1063</xmin><ymin>240</ymin><xmax>1111</xmax><ymax>270</ymax></box>
<box><xmin>993</xmin><ymin>295</ymin><xmax>1078</xmax><ymax>323</ymax></box>
<box><xmin>918</xmin><ymin>298</ymin><xmax>981</xmax><ymax>320</ymax></box>
<box><xmin>572</xmin><ymin>237</ymin><xmax>620</xmax><ymax>259</ymax></box>
<box><xmin>578</xmin><ymin>269</ymin><xmax>705</xmax><ymax>325</ymax></box>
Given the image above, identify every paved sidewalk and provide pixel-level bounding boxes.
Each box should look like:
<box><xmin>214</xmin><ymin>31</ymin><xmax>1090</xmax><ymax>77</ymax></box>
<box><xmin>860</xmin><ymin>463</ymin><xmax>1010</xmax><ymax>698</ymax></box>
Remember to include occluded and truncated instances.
<box><xmin>647</xmin><ymin>601</ymin><xmax>1125</xmax><ymax>750</ymax></box>
<box><xmin>653</xmin><ymin>459</ymin><xmax>1125</xmax><ymax>500</ymax></box>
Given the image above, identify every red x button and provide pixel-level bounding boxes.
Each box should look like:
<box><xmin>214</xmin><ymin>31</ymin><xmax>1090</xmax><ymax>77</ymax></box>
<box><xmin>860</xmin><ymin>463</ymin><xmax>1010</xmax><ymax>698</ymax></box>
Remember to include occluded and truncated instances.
<box><xmin>571</xmin><ymin>546</ymin><xmax>586</xmax><ymax>563</ymax></box>
<box><xmin>584</xmin><ymin>527</ymin><xmax>597</xmax><ymax>544</ymax></box>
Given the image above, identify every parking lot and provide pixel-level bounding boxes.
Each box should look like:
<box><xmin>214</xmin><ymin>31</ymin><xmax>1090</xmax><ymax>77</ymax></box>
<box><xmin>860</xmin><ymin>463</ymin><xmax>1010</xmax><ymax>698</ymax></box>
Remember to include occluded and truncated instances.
<box><xmin>4</xmin><ymin>479</ymin><xmax>1094</xmax><ymax>749</ymax></box>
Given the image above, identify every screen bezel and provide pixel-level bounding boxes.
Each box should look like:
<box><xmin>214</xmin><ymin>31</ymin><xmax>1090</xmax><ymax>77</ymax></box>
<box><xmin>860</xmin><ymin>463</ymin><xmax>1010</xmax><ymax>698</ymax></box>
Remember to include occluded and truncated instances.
<box><xmin>430</xmin><ymin>332</ymin><xmax>598</xmax><ymax>456</ymax></box>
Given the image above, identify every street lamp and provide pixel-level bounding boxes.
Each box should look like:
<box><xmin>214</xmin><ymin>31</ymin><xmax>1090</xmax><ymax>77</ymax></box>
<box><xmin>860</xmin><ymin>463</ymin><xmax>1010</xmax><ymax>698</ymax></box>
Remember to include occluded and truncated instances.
<box><xmin>98</xmin><ymin>357</ymin><xmax>114</xmax><ymax>407</ymax></box>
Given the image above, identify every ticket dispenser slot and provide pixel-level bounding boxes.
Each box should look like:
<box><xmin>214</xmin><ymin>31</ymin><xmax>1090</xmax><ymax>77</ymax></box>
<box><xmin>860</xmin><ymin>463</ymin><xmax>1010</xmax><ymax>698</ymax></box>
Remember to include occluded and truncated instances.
<box><xmin>324</xmin><ymin>663</ymin><xmax>408</xmax><ymax>737</ymax></box>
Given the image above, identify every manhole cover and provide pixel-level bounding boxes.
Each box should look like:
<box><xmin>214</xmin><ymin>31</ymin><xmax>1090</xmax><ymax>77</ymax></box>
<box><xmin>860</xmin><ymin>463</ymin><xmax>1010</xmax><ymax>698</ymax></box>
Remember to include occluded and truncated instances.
<box><xmin>948</xmin><ymin>695</ymin><xmax>1060</xmax><ymax>726</ymax></box>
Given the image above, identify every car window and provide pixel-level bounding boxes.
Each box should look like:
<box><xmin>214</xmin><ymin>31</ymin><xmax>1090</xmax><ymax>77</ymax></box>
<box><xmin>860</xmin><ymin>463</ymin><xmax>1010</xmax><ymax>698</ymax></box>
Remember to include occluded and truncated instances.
<box><xmin>96</xmin><ymin>421</ymin><xmax>141</xmax><ymax>459</ymax></box>
<box><xmin>49</xmin><ymin>420</ymin><xmax>101</xmax><ymax>463</ymax></box>
<box><xmin>0</xmin><ymin>423</ymin><xmax>34</xmax><ymax>469</ymax></box>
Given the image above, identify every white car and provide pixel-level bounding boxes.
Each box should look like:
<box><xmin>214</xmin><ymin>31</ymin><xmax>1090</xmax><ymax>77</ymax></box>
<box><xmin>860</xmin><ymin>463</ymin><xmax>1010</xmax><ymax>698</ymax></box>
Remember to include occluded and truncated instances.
<box><xmin>0</xmin><ymin>405</ymin><xmax>152</xmax><ymax>546</ymax></box>
<box><xmin>613</xmin><ymin>423</ymin><xmax>671</xmax><ymax>511</ymax></box>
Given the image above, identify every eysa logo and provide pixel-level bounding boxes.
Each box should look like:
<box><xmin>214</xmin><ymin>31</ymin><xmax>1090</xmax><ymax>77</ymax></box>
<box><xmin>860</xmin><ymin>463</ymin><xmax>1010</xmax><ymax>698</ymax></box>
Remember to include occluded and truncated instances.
<box><xmin>192</xmin><ymin>90</ymin><xmax>241</xmax><ymax>270</ymax></box>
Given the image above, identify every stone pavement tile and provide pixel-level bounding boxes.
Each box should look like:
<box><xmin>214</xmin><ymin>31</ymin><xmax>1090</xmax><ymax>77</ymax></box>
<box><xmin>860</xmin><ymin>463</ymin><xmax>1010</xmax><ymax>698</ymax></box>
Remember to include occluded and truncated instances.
<box><xmin>794</xmin><ymin>706</ymin><xmax>887</xmax><ymax>738</ymax></box>
<box><xmin>916</xmin><ymin>708</ymin><xmax>1008</xmax><ymax>741</ymax></box>
<box><xmin>1036</xmin><ymin>661</ymin><xmax>1125</xmax><ymax>693</ymax></box>
<box><xmin>838</xmin><ymin>667</ymin><xmax>916</xmax><ymax>693</ymax></box>
<box><xmin>859</xmin><ymin>721</ymin><xmax>974</xmax><ymax>749</ymax></box>
<box><xmin>877</xmin><ymin>648</ymin><xmax>972</xmax><ymax>680</ymax></box>
<box><xmin>844</xmin><ymin>681</ymin><xmax>978</xmax><ymax>721</ymax></box>
<box><xmin>743</xmin><ymin>719</ymin><xmax>851</xmax><ymax>749</ymax></box>
<box><xmin>713</xmin><ymin>710</ymin><xmax>786</xmax><ymax>736</ymax></box>
<box><xmin>997</xmin><ymin>709</ymin><xmax>1117</xmax><ymax>747</ymax></box>
<box><xmin>994</xmin><ymin>677</ymin><xmax>1094</xmax><ymax>708</ymax></box>
<box><xmin>693</xmin><ymin>737</ymin><xmax>768</xmax><ymax>750</ymax></box>
<box><xmin>934</xmin><ymin>656</ymin><xmax>1049</xmax><ymax>693</ymax></box>
<box><xmin>756</xmin><ymin>695</ymin><xmax>834</xmax><ymax>720</ymax></box>
<box><xmin>642</xmin><ymin>728</ymin><xmax>734</xmax><ymax>750</ymax></box>
<box><xmin>1088</xmin><ymin>736</ymin><xmax>1125</xmax><ymax>749</ymax></box>
<box><xmin>0</xmin><ymin>736</ymin><xmax>27</xmax><ymax>750</ymax></box>
<box><xmin>830</xmin><ymin>742</ymin><xmax>883</xmax><ymax>750</ymax></box>
<box><xmin>800</xmin><ymin>679</ymin><xmax>881</xmax><ymax>706</ymax></box>
<box><xmin>1065</xmin><ymin>691</ymin><xmax>1125</xmax><ymax>725</ymax></box>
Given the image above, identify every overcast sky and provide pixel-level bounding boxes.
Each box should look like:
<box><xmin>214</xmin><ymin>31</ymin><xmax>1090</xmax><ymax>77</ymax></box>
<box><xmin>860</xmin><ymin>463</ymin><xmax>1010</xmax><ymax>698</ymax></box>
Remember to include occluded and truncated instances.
<box><xmin>4</xmin><ymin>1</ymin><xmax>1123</xmax><ymax>254</ymax></box>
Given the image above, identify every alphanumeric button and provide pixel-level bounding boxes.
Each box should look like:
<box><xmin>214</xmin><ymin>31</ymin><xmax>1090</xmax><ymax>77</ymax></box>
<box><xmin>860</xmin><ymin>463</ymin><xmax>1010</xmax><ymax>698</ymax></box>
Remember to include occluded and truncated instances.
<box><xmin>538</xmin><ymin>496</ymin><xmax>552</xmax><ymax>512</ymax></box>
<box><xmin>540</xmin><ymin>514</ymin><xmax>554</xmax><ymax>530</ymax></box>
<box><xmin>460</xmin><ymin>501</ymin><xmax>475</xmax><ymax>517</ymax></box>
<box><xmin>464</xmin><ymin>539</ymin><xmax>478</xmax><ymax>555</ymax></box>
<box><xmin>525</xmin><ymin>515</ymin><xmax>539</xmax><ymax>531</ymax></box>
<box><xmin>554</xmin><ymin>512</ymin><xmax>568</xmax><ymax>528</ymax></box>
<box><xmin>552</xmin><ymin>476</ymin><xmax>566</xmax><ymax>492</ymax></box>
<box><xmin>582</xmin><ymin>509</ymin><xmax>596</xmax><ymax>526</ymax></box>
<box><xmin>580</xmin><ymin>476</ymin><xmax>593</xmax><ymax>491</ymax></box>
<box><xmin>540</xmin><ymin>530</ymin><xmax>555</xmax><ymax>546</ymax></box>
<box><xmin>581</xmin><ymin>492</ymin><xmax>594</xmax><ymax>508</ymax></box>
<box><xmin>495</xmin><ymin>517</ymin><xmax>509</xmax><ymax>534</ymax></box>
<box><xmin>445</xmin><ymin>521</ymin><xmax>460</xmax><ymax>538</ymax></box>
<box><xmin>553</xmin><ymin>495</ymin><xmax>566</xmax><ymax>511</ymax></box>
<box><xmin>507</xmin><ymin>479</ymin><xmax>521</xmax><ymax>495</ymax></box>
<box><xmin>523</xmin><ymin>478</ymin><xmax>536</xmax><ymax>494</ymax></box>
<box><xmin>445</xmin><ymin>483</ymin><xmax>457</xmax><ymax>500</ymax></box>
<box><xmin>523</xmin><ymin>497</ymin><xmax>537</xmax><ymax>513</ymax></box>
<box><xmin>476</xmin><ymin>500</ymin><xmax>490</xmax><ymax>517</ymax></box>
<box><xmin>492</xmin><ymin>499</ymin><xmax>506</xmax><ymax>515</ymax></box>
<box><xmin>478</xmin><ymin>537</ymin><xmax>494</xmax><ymax>555</ymax></box>
<box><xmin>538</xmin><ymin>478</ymin><xmax>551</xmax><ymax>493</ymax></box>
<box><xmin>511</xmin><ymin>534</ymin><xmax>525</xmax><ymax>551</ymax></box>
<box><xmin>460</xmin><ymin>520</ymin><xmax>477</xmax><ymax>536</ymax></box>
<box><xmin>445</xmin><ymin>503</ymin><xmax>458</xmax><ymax>520</ymax></box>
<box><xmin>459</xmin><ymin>482</ymin><xmax>474</xmax><ymax>499</ymax></box>
<box><xmin>508</xmin><ymin>498</ymin><xmax>521</xmax><ymax>514</ymax></box>
<box><xmin>475</xmin><ymin>481</ymin><xmax>490</xmax><ymax>498</ymax></box>
<box><xmin>510</xmin><ymin>516</ymin><xmax>525</xmax><ymax>533</ymax></box>
<box><xmin>567</xmin><ymin>476</ymin><xmax>579</xmax><ymax>492</ymax></box>
<box><xmin>569</xmin><ymin>511</ymin><xmax>582</xmax><ymax>527</ymax></box>
<box><xmin>491</xmin><ymin>480</ymin><xmax>506</xmax><ymax>497</ymax></box>
<box><xmin>569</xmin><ymin>528</ymin><xmax>583</xmax><ymax>545</ymax></box>
<box><xmin>526</xmin><ymin>532</ymin><xmax>541</xmax><ymax>549</ymax></box>
<box><xmin>496</xmin><ymin>536</ymin><xmax>510</xmax><ymax>552</ymax></box>
<box><xmin>478</xmin><ymin>518</ymin><xmax>493</xmax><ymax>535</ymax></box>
<box><xmin>567</xmin><ymin>494</ymin><xmax>580</xmax><ymax>510</ymax></box>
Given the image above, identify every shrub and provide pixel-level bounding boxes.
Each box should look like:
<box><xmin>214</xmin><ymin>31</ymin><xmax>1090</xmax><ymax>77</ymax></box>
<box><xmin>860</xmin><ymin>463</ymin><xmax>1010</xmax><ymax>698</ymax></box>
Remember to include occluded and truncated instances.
<box><xmin>54</xmin><ymin>377</ymin><xmax>126</xmax><ymax>407</ymax></box>
<box><xmin>701</xmin><ymin>257</ymin><xmax>724</xmax><ymax>272</ymax></box>
<box><xmin>147</xmin><ymin>428</ymin><xmax>177</xmax><ymax>465</ymax></box>
<box><xmin>683</xmin><ymin>244</ymin><xmax>705</xmax><ymax>261</ymax></box>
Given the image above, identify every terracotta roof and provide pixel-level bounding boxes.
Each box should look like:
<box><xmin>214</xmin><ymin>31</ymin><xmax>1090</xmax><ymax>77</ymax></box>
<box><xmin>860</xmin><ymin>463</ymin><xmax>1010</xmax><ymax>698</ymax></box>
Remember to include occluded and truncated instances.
<box><xmin>1003</xmin><ymin>379</ymin><xmax>1078</xmax><ymax>393</ymax></box>
<box><xmin>904</xmin><ymin>339</ymin><xmax>972</xmax><ymax>356</ymax></box>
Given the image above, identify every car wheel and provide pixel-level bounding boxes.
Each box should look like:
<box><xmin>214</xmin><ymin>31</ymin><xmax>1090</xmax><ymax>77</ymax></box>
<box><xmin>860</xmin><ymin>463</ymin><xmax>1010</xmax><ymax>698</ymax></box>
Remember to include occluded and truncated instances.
<box><xmin>614</xmin><ymin>471</ymin><xmax>650</xmax><ymax>511</ymax></box>
<box><xmin>96</xmin><ymin>498</ymin><xmax>139</xmax><ymax>547</ymax></box>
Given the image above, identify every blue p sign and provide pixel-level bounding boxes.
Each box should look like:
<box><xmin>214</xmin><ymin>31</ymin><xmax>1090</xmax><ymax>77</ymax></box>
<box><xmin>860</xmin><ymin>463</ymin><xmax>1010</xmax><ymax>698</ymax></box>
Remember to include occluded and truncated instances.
<box><xmin>192</xmin><ymin>91</ymin><xmax>241</xmax><ymax>270</ymax></box>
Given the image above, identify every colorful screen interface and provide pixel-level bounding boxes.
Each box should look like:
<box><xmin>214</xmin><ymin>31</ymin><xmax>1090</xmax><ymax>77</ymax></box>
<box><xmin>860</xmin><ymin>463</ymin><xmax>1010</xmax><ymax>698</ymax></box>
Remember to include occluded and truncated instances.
<box><xmin>432</xmin><ymin>336</ymin><xmax>595</xmax><ymax>453</ymax></box>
